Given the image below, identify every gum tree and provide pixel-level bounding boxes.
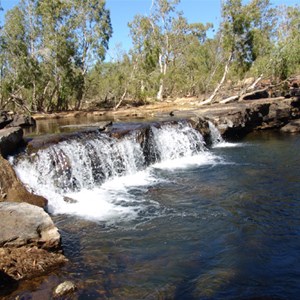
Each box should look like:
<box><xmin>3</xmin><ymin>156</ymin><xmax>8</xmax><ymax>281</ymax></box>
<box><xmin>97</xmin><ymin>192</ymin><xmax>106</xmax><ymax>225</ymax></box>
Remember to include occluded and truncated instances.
<box><xmin>201</xmin><ymin>0</ymin><xmax>274</xmax><ymax>104</ymax></box>
<box><xmin>0</xmin><ymin>0</ymin><xmax>112</xmax><ymax>112</ymax></box>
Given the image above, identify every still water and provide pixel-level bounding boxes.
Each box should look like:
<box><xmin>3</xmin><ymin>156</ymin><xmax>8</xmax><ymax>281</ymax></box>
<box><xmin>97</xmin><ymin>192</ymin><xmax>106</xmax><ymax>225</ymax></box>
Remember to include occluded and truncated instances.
<box><xmin>11</xmin><ymin>128</ymin><xmax>300</xmax><ymax>299</ymax></box>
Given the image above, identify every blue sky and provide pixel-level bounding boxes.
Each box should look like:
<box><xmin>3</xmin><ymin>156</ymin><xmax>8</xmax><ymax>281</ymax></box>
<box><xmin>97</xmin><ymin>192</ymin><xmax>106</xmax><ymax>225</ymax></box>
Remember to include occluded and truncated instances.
<box><xmin>1</xmin><ymin>0</ymin><xmax>299</xmax><ymax>59</ymax></box>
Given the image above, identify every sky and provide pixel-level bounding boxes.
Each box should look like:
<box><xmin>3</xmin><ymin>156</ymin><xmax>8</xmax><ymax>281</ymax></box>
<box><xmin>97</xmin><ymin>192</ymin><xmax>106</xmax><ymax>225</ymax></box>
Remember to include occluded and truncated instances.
<box><xmin>1</xmin><ymin>0</ymin><xmax>299</xmax><ymax>60</ymax></box>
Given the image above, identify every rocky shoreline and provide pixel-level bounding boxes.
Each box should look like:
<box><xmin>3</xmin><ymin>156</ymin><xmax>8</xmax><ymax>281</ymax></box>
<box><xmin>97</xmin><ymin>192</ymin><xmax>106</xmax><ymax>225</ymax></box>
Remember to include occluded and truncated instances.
<box><xmin>0</xmin><ymin>113</ymin><xmax>69</xmax><ymax>297</ymax></box>
<box><xmin>1</xmin><ymin>95</ymin><xmax>300</xmax><ymax>297</ymax></box>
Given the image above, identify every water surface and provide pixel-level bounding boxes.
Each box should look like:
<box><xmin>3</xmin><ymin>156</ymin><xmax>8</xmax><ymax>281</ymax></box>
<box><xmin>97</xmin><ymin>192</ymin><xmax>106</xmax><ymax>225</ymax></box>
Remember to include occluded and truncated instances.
<box><xmin>11</xmin><ymin>129</ymin><xmax>300</xmax><ymax>299</ymax></box>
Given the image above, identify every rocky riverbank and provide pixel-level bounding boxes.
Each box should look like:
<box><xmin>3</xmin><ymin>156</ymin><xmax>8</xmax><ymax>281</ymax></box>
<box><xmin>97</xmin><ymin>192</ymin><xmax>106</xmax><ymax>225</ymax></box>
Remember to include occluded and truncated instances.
<box><xmin>0</xmin><ymin>113</ymin><xmax>68</xmax><ymax>297</ymax></box>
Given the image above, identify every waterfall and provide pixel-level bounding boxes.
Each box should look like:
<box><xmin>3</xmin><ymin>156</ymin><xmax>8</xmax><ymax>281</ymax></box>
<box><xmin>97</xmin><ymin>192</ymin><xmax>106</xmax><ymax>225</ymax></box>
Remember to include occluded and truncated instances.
<box><xmin>208</xmin><ymin>121</ymin><xmax>240</xmax><ymax>148</ymax></box>
<box><xmin>208</xmin><ymin>121</ymin><xmax>224</xmax><ymax>146</ymax></box>
<box><xmin>150</xmin><ymin>122</ymin><xmax>206</xmax><ymax>162</ymax></box>
<box><xmin>11</xmin><ymin>121</ymin><xmax>220</xmax><ymax>222</ymax></box>
<box><xmin>14</xmin><ymin>132</ymin><xmax>145</xmax><ymax>194</ymax></box>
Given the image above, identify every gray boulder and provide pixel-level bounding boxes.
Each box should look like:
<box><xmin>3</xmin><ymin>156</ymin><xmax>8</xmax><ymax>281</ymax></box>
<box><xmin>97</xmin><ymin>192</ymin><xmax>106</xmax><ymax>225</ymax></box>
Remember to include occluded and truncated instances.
<box><xmin>0</xmin><ymin>202</ymin><xmax>61</xmax><ymax>250</ymax></box>
<box><xmin>0</xmin><ymin>127</ymin><xmax>23</xmax><ymax>157</ymax></box>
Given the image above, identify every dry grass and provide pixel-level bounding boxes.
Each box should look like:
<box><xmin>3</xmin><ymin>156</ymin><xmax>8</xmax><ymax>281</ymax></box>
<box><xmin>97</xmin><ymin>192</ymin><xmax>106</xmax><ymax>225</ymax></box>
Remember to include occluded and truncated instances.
<box><xmin>0</xmin><ymin>246</ymin><xmax>68</xmax><ymax>281</ymax></box>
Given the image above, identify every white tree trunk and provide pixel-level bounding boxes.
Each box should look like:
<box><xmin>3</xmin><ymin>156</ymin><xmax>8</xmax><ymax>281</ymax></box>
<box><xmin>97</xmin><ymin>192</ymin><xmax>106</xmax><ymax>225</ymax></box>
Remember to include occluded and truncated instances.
<box><xmin>157</xmin><ymin>53</ymin><xmax>167</xmax><ymax>101</ymax></box>
<box><xmin>157</xmin><ymin>81</ymin><xmax>164</xmax><ymax>101</ymax></box>
<box><xmin>198</xmin><ymin>52</ymin><xmax>233</xmax><ymax>106</ymax></box>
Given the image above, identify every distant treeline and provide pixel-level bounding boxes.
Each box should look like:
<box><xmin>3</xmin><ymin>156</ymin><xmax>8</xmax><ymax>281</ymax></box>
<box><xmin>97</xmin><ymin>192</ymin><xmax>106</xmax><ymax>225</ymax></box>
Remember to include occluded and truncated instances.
<box><xmin>0</xmin><ymin>0</ymin><xmax>299</xmax><ymax>112</ymax></box>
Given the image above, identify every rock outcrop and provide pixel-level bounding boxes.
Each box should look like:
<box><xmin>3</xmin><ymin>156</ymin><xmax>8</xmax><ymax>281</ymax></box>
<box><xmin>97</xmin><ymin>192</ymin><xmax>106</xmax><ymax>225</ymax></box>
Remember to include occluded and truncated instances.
<box><xmin>0</xmin><ymin>111</ymin><xmax>36</xmax><ymax>129</ymax></box>
<box><xmin>0</xmin><ymin>127</ymin><xmax>24</xmax><ymax>157</ymax></box>
<box><xmin>0</xmin><ymin>154</ymin><xmax>47</xmax><ymax>208</ymax></box>
<box><xmin>0</xmin><ymin>202</ymin><xmax>67</xmax><ymax>281</ymax></box>
<box><xmin>200</xmin><ymin>97</ymin><xmax>300</xmax><ymax>139</ymax></box>
<box><xmin>0</xmin><ymin>112</ymin><xmax>36</xmax><ymax>157</ymax></box>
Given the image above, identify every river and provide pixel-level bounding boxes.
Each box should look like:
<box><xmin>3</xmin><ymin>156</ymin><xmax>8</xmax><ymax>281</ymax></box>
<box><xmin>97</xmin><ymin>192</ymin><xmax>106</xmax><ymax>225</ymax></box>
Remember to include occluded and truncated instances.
<box><xmin>9</xmin><ymin>121</ymin><xmax>300</xmax><ymax>299</ymax></box>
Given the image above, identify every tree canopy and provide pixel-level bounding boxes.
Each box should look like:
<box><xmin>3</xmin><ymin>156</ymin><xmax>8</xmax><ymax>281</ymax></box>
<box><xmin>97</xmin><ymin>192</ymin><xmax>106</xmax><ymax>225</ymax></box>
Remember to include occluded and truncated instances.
<box><xmin>0</xmin><ymin>0</ymin><xmax>299</xmax><ymax>112</ymax></box>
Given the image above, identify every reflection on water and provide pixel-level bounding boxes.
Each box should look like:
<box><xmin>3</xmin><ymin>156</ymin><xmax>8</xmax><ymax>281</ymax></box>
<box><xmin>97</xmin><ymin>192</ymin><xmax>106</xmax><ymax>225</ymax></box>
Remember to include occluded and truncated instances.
<box><xmin>24</xmin><ymin>113</ymin><xmax>169</xmax><ymax>136</ymax></box>
<box><xmin>24</xmin><ymin>114</ymin><xmax>112</xmax><ymax>136</ymax></box>
<box><xmin>9</xmin><ymin>131</ymin><xmax>300</xmax><ymax>299</ymax></box>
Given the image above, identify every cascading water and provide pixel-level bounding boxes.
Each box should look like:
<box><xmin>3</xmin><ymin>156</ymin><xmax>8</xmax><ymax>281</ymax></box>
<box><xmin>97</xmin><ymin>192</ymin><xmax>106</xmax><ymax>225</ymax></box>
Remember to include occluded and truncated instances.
<box><xmin>11</xmin><ymin>121</ymin><xmax>222</xmax><ymax>223</ymax></box>
<box><xmin>208</xmin><ymin>120</ymin><xmax>239</xmax><ymax>148</ymax></box>
<box><xmin>208</xmin><ymin>121</ymin><xmax>224</xmax><ymax>145</ymax></box>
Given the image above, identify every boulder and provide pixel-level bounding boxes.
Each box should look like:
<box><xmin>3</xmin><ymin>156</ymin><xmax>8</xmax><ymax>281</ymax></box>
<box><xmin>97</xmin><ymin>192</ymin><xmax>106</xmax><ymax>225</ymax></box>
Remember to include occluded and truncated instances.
<box><xmin>0</xmin><ymin>203</ymin><xmax>67</xmax><ymax>283</ymax></box>
<box><xmin>6</xmin><ymin>114</ymin><xmax>36</xmax><ymax>128</ymax></box>
<box><xmin>280</xmin><ymin>119</ymin><xmax>300</xmax><ymax>133</ymax></box>
<box><xmin>0</xmin><ymin>111</ymin><xmax>13</xmax><ymax>129</ymax></box>
<box><xmin>0</xmin><ymin>202</ymin><xmax>60</xmax><ymax>250</ymax></box>
<box><xmin>0</xmin><ymin>127</ymin><xmax>23</xmax><ymax>157</ymax></box>
<box><xmin>0</xmin><ymin>154</ymin><xmax>47</xmax><ymax>208</ymax></box>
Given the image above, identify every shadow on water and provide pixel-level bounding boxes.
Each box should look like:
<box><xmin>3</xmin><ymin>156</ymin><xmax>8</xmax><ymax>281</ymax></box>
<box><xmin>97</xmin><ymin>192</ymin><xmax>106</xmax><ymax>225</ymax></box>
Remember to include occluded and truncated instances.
<box><xmin>0</xmin><ymin>271</ymin><xmax>19</xmax><ymax>297</ymax></box>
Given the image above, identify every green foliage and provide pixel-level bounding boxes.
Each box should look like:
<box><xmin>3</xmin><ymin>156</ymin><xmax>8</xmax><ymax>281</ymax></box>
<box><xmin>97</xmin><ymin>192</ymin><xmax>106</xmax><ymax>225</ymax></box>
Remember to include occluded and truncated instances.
<box><xmin>0</xmin><ymin>0</ymin><xmax>112</xmax><ymax>112</ymax></box>
<box><xmin>1</xmin><ymin>0</ymin><xmax>299</xmax><ymax>111</ymax></box>
<box><xmin>218</xmin><ymin>0</ymin><xmax>278</xmax><ymax>81</ymax></box>
<box><xmin>127</xmin><ymin>0</ymin><xmax>213</xmax><ymax>101</ymax></box>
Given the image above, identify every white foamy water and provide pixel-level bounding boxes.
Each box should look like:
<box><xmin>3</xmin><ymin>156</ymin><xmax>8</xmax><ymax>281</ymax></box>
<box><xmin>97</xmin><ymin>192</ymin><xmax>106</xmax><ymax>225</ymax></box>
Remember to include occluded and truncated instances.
<box><xmin>213</xmin><ymin>141</ymin><xmax>241</xmax><ymax>148</ymax></box>
<box><xmin>12</xmin><ymin>122</ymin><xmax>227</xmax><ymax>223</ymax></box>
<box><xmin>153</xmin><ymin>152</ymin><xmax>222</xmax><ymax>170</ymax></box>
<box><xmin>52</xmin><ymin>170</ymin><xmax>161</xmax><ymax>223</ymax></box>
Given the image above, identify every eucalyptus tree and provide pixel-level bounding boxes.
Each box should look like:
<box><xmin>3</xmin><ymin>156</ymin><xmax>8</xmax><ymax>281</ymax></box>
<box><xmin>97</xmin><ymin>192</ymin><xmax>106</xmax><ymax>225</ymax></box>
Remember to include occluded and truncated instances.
<box><xmin>129</xmin><ymin>0</ymin><xmax>192</xmax><ymax>101</ymax></box>
<box><xmin>37</xmin><ymin>0</ymin><xmax>112</xmax><ymax>110</ymax></box>
<box><xmin>270</xmin><ymin>5</ymin><xmax>300</xmax><ymax>79</ymax></box>
<box><xmin>0</xmin><ymin>0</ymin><xmax>112</xmax><ymax>112</ymax></box>
<box><xmin>149</xmin><ymin>0</ymin><xmax>184</xmax><ymax>100</ymax></box>
<box><xmin>166</xmin><ymin>21</ymin><xmax>214</xmax><ymax>97</ymax></box>
<box><xmin>71</xmin><ymin>0</ymin><xmax>112</xmax><ymax>109</ymax></box>
<box><xmin>36</xmin><ymin>0</ymin><xmax>77</xmax><ymax>111</ymax></box>
<box><xmin>202</xmin><ymin>0</ymin><xmax>274</xmax><ymax>104</ymax></box>
<box><xmin>128</xmin><ymin>14</ymin><xmax>159</xmax><ymax>99</ymax></box>
<box><xmin>1</xmin><ymin>5</ymin><xmax>36</xmax><ymax>111</ymax></box>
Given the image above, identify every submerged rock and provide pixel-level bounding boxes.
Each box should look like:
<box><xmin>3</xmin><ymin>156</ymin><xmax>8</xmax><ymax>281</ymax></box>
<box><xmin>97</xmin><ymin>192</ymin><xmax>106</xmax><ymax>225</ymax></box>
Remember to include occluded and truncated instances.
<box><xmin>54</xmin><ymin>281</ymin><xmax>76</xmax><ymax>297</ymax></box>
<box><xmin>280</xmin><ymin>119</ymin><xmax>300</xmax><ymax>133</ymax></box>
<box><xmin>63</xmin><ymin>196</ymin><xmax>78</xmax><ymax>204</ymax></box>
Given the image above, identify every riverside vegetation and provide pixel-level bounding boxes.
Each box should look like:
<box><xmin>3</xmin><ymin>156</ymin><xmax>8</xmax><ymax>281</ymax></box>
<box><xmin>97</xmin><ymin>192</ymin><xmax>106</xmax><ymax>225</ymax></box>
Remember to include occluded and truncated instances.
<box><xmin>0</xmin><ymin>0</ymin><xmax>300</xmax><ymax>112</ymax></box>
